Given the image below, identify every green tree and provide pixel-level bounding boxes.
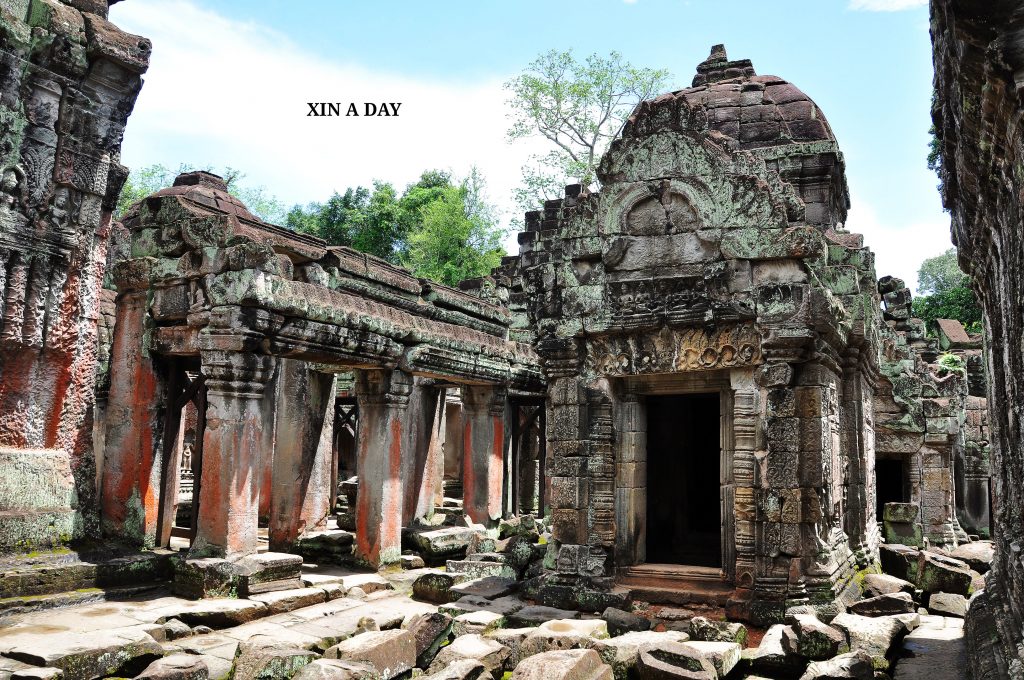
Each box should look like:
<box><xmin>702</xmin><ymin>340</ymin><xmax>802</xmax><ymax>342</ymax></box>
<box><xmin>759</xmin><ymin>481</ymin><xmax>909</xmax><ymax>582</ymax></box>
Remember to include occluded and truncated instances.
<box><xmin>403</xmin><ymin>168</ymin><xmax>506</xmax><ymax>287</ymax></box>
<box><xmin>504</xmin><ymin>50</ymin><xmax>671</xmax><ymax>212</ymax></box>
<box><xmin>287</xmin><ymin>186</ymin><xmax>371</xmax><ymax>247</ymax></box>
<box><xmin>116</xmin><ymin>163</ymin><xmax>286</xmax><ymax>224</ymax></box>
<box><xmin>911</xmin><ymin>248</ymin><xmax>983</xmax><ymax>334</ymax></box>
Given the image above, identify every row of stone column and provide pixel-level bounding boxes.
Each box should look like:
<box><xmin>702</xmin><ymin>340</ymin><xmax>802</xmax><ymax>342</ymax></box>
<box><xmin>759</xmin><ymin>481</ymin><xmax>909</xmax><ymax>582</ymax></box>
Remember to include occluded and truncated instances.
<box><xmin>98</xmin><ymin>294</ymin><xmax>513</xmax><ymax>565</ymax></box>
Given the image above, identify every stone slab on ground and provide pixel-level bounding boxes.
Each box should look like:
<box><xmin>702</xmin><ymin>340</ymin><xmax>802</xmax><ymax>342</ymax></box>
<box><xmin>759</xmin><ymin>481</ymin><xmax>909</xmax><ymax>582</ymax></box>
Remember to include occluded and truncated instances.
<box><xmin>862</xmin><ymin>573</ymin><xmax>916</xmax><ymax>599</ymax></box>
<box><xmin>831</xmin><ymin>613</ymin><xmax>906</xmax><ymax>671</ymax></box>
<box><xmin>945</xmin><ymin>541</ymin><xmax>993</xmax><ymax>574</ymax></box>
<box><xmin>135</xmin><ymin>653</ymin><xmax>210</xmax><ymax>679</ymax></box>
<box><xmin>636</xmin><ymin>640</ymin><xmax>717</xmax><ymax>679</ymax></box>
<box><xmin>927</xmin><ymin>592</ymin><xmax>969</xmax><ymax>618</ymax></box>
<box><xmin>440</xmin><ymin>595</ymin><xmax>524</xmax><ymax>618</ymax></box>
<box><xmin>799</xmin><ymin>650</ymin><xmax>873</xmax><ymax>680</ymax></box>
<box><xmin>324</xmin><ymin>629</ymin><xmax>415</xmax><ymax>680</ymax></box>
<box><xmin>893</xmin><ymin>615</ymin><xmax>966</xmax><ymax>680</ymax></box>
<box><xmin>682</xmin><ymin>640</ymin><xmax>741</xmax><ymax>676</ymax></box>
<box><xmin>508</xmin><ymin>605</ymin><xmax>581</xmax><ymax>628</ymax></box>
<box><xmin>249</xmin><ymin>587</ymin><xmax>328</xmax><ymax>615</ymax></box>
<box><xmin>591</xmin><ymin>631</ymin><xmax>690</xmax><ymax>680</ymax></box>
<box><xmin>1</xmin><ymin>624</ymin><xmax>163</xmax><ymax>680</ymax></box>
<box><xmin>291</xmin><ymin>659</ymin><xmax>379</xmax><ymax>680</ymax></box>
<box><xmin>449</xmin><ymin>576</ymin><xmax>517</xmax><ymax>600</ymax></box>
<box><xmin>419</xmin><ymin>659</ymin><xmax>487</xmax><ymax>680</ymax></box>
<box><xmin>232</xmin><ymin>635</ymin><xmax>319</xmax><ymax>680</ymax></box>
<box><xmin>427</xmin><ymin>633</ymin><xmax>510</xmax><ymax>678</ymax></box>
<box><xmin>848</xmin><ymin>592</ymin><xmax>916</xmax><ymax>616</ymax></box>
<box><xmin>511</xmin><ymin>649</ymin><xmax>613</xmax><ymax>680</ymax></box>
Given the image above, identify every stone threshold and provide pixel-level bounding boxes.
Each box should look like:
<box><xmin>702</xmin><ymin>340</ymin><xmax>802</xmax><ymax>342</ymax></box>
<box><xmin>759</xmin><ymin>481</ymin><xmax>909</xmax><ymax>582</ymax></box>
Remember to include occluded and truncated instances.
<box><xmin>618</xmin><ymin>564</ymin><xmax>734</xmax><ymax>607</ymax></box>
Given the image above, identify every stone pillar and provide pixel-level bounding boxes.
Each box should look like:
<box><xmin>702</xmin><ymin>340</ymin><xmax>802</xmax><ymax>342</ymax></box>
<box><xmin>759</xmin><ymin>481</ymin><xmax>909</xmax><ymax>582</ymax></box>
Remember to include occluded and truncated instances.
<box><xmin>408</xmin><ymin>386</ymin><xmax>446</xmax><ymax>523</ymax></box>
<box><xmin>461</xmin><ymin>384</ymin><xmax>508</xmax><ymax>525</ymax></box>
<box><xmin>728</xmin><ymin>369</ymin><xmax>760</xmax><ymax>616</ymax></box>
<box><xmin>100</xmin><ymin>280</ymin><xmax>165</xmax><ymax>548</ymax></box>
<box><xmin>191</xmin><ymin>350</ymin><xmax>276</xmax><ymax>559</ymax></box>
<box><xmin>258</xmin><ymin>368</ymin><xmax>280</xmax><ymax>525</ymax></box>
<box><xmin>442</xmin><ymin>393</ymin><xmax>464</xmax><ymax>497</ymax></box>
<box><xmin>614</xmin><ymin>389</ymin><xmax>645</xmax><ymax>567</ymax></box>
<box><xmin>268</xmin><ymin>359</ymin><xmax>336</xmax><ymax>551</ymax></box>
<box><xmin>353</xmin><ymin>368</ymin><xmax>412</xmax><ymax>567</ymax></box>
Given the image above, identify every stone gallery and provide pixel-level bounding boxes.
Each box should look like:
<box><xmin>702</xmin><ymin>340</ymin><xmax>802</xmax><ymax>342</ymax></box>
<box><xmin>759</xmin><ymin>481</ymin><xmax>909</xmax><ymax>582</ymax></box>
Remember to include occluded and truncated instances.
<box><xmin>0</xmin><ymin>1</ymin><xmax>1018</xmax><ymax>679</ymax></box>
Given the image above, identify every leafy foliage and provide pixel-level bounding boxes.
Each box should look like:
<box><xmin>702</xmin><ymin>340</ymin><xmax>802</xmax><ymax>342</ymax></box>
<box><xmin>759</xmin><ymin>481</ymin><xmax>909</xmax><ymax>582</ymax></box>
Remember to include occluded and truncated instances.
<box><xmin>912</xmin><ymin>248</ymin><xmax>983</xmax><ymax>334</ymax></box>
<box><xmin>504</xmin><ymin>50</ymin><xmax>671</xmax><ymax>212</ymax></box>
<box><xmin>116</xmin><ymin>163</ymin><xmax>287</xmax><ymax>223</ymax></box>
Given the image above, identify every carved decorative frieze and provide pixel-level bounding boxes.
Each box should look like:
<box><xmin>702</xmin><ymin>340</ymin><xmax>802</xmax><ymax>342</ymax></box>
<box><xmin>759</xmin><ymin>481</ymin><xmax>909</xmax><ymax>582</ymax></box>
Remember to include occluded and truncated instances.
<box><xmin>587</xmin><ymin>323</ymin><xmax>763</xmax><ymax>376</ymax></box>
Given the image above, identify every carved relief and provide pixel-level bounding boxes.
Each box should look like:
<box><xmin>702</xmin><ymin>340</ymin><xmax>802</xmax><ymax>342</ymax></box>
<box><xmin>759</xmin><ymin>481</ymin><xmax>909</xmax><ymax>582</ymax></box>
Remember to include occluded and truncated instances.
<box><xmin>587</xmin><ymin>323</ymin><xmax>762</xmax><ymax>376</ymax></box>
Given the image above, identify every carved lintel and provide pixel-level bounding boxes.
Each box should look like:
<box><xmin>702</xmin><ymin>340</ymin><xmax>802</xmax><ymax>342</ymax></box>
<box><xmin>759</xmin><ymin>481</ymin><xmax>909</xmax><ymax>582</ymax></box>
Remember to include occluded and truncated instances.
<box><xmin>588</xmin><ymin>323</ymin><xmax>762</xmax><ymax>376</ymax></box>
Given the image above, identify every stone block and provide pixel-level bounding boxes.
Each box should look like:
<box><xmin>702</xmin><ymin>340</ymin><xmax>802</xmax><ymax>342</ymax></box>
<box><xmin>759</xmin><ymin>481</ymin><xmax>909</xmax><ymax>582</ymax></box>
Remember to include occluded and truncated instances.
<box><xmin>915</xmin><ymin>551</ymin><xmax>973</xmax><ymax>595</ymax></box>
<box><xmin>591</xmin><ymin>631</ymin><xmax>690</xmax><ymax>680</ymax></box>
<box><xmin>292</xmin><ymin>659</ymin><xmax>380</xmax><ymax>680</ymax></box>
<box><xmin>601</xmin><ymin>607</ymin><xmax>651</xmax><ymax>636</ymax></box>
<box><xmin>420</xmin><ymin>659</ymin><xmax>487</xmax><ymax>680</ymax></box>
<box><xmin>927</xmin><ymin>592</ymin><xmax>969</xmax><ymax>618</ymax></box>
<box><xmin>688</xmin><ymin>617</ymin><xmax>748</xmax><ymax>645</ymax></box>
<box><xmin>849</xmin><ymin>592</ymin><xmax>916</xmax><ymax>616</ymax></box>
<box><xmin>798</xmin><ymin>650</ymin><xmax>873</xmax><ymax>680</ymax></box>
<box><xmin>861</xmin><ymin>573</ymin><xmax>915</xmax><ymax>599</ymax></box>
<box><xmin>324</xmin><ymin>630</ymin><xmax>415</xmax><ymax>680</ymax></box>
<box><xmin>412</xmin><ymin>572</ymin><xmax>463</xmax><ymax>604</ymax></box>
<box><xmin>136</xmin><ymin>654</ymin><xmax>210</xmax><ymax>680</ymax></box>
<box><xmin>785</xmin><ymin>614</ymin><xmax>848</xmax><ymax>660</ymax></box>
<box><xmin>509</xmin><ymin>605</ymin><xmax>582</xmax><ymax>628</ymax></box>
<box><xmin>636</xmin><ymin>640</ymin><xmax>717</xmax><ymax>679</ymax></box>
<box><xmin>232</xmin><ymin>636</ymin><xmax>318</xmax><ymax>680</ymax></box>
<box><xmin>511</xmin><ymin>649</ymin><xmax>612</xmax><ymax>680</ymax></box>
<box><xmin>405</xmin><ymin>612</ymin><xmax>453</xmax><ymax>668</ymax></box>
<box><xmin>830</xmin><ymin>613</ymin><xmax>905</xmax><ymax>671</ymax></box>
<box><xmin>427</xmin><ymin>634</ymin><xmax>510</xmax><ymax>678</ymax></box>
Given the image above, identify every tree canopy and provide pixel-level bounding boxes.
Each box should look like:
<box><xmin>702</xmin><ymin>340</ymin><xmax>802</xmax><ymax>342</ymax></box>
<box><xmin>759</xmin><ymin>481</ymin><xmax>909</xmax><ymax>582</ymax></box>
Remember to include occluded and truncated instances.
<box><xmin>911</xmin><ymin>248</ymin><xmax>983</xmax><ymax>334</ymax></box>
<box><xmin>504</xmin><ymin>50</ymin><xmax>671</xmax><ymax>213</ymax></box>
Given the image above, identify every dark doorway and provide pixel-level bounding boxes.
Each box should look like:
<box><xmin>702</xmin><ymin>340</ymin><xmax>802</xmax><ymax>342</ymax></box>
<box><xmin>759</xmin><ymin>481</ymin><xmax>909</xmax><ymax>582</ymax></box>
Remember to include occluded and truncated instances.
<box><xmin>646</xmin><ymin>393</ymin><xmax>721</xmax><ymax>567</ymax></box>
<box><xmin>875</xmin><ymin>458</ymin><xmax>906</xmax><ymax>520</ymax></box>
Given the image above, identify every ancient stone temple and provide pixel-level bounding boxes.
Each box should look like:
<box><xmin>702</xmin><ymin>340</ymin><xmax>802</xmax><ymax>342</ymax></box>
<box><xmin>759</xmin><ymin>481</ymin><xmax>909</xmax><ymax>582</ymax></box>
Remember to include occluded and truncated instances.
<box><xmin>0</xmin><ymin>0</ymin><xmax>150</xmax><ymax>551</ymax></box>
<box><xmin>932</xmin><ymin>0</ymin><xmax>1024</xmax><ymax>676</ymax></box>
<box><xmin>505</xmin><ymin>46</ymin><xmax>988</xmax><ymax>624</ymax></box>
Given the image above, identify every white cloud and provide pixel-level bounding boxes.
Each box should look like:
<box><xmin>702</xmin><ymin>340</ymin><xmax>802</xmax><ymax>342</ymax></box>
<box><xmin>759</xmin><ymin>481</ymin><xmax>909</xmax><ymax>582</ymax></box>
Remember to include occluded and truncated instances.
<box><xmin>109</xmin><ymin>0</ymin><xmax>548</xmax><ymax>247</ymax></box>
<box><xmin>843</xmin><ymin>199</ymin><xmax>951</xmax><ymax>295</ymax></box>
<box><xmin>848</xmin><ymin>0</ymin><xmax>927</xmax><ymax>11</ymax></box>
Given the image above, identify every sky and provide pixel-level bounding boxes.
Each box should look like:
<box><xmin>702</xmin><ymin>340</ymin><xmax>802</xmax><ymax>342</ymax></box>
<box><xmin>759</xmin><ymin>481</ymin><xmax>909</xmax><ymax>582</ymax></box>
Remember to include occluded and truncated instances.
<box><xmin>109</xmin><ymin>0</ymin><xmax>947</xmax><ymax>292</ymax></box>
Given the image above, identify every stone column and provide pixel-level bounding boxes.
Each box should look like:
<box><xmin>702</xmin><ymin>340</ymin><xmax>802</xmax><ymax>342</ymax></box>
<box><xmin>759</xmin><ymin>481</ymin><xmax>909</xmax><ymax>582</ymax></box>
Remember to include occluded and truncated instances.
<box><xmin>408</xmin><ymin>386</ymin><xmax>446</xmax><ymax>523</ymax></box>
<box><xmin>354</xmin><ymin>368</ymin><xmax>412</xmax><ymax>567</ymax></box>
<box><xmin>191</xmin><ymin>350</ymin><xmax>276</xmax><ymax>559</ymax></box>
<box><xmin>461</xmin><ymin>384</ymin><xmax>508</xmax><ymax>526</ymax></box>
<box><xmin>268</xmin><ymin>358</ymin><xmax>337</xmax><ymax>551</ymax></box>
<box><xmin>442</xmin><ymin>394</ymin><xmax>464</xmax><ymax>497</ymax></box>
<box><xmin>100</xmin><ymin>274</ymin><xmax>165</xmax><ymax>548</ymax></box>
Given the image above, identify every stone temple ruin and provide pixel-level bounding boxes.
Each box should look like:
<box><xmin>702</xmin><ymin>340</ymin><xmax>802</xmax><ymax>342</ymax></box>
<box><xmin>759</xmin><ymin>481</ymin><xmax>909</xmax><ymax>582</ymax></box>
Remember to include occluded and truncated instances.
<box><xmin>0</xmin><ymin>1</ymin><xmax>1018</xmax><ymax>679</ymax></box>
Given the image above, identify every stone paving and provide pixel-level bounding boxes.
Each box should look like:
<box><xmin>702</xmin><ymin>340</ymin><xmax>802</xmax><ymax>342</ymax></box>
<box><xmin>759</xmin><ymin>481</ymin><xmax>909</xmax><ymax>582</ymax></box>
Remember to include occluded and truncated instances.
<box><xmin>893</xmin><ymin>615</ymin><xmax>967</xmax><ymax>680</ymax></box>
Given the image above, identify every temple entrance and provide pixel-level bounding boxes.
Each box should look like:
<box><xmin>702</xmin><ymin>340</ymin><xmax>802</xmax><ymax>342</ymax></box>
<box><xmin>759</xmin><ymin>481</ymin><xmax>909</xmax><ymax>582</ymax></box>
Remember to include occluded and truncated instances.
<box><xmin>876</xmin><ymin>457</ymin><xmax>907</xmax><ymax>520</ymax></box>
<box><xmin>645</xmin><ymin>393</ymin><xmax>722</xmax><ymax>568</ymax></box>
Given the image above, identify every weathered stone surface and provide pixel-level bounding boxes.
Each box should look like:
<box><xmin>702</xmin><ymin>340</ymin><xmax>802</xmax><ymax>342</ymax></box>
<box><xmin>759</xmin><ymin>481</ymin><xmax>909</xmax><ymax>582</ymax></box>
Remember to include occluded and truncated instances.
<box><xmin>601</xmin><ymin>607</ymin><xmax>651</xmax><ymax>636</ymax></box>
<box><xmin>848</xmin><ymin>592</ymin><xmax>916</xmax><ymax>617</ymax></box>
<box><xmin>449</xmin><ymin>576</ymin><xmax>517</xmax><ymax>600</ymax></box>
<box><xmin>233</xmin><ymin>636</ymin><xmax>318</xmax><ymax>680</ymax></box>
<box><xmin>291</xmin><ymin>659</ymin><xmax>380</xmax><ymax>680</ymax></box>
<box><xmin>915</xmin><ymin>552</ymin><xmax>972</xmax><ymax>596</ymax></box>
<box><xmin>324</xmin><ymin>630</ymin><xmax>415</xmax><ymax>680</ymax></box>
<box><xmin>2</xmin><ymin>625</ymin><xmax>163</xmax><ymax>680</ymax></box>
<box><xmin>927</xmin><ymin>592</ymin><xmax>968</xmax><ymax>618</ymax></box>
<box><xmin>250</xmin><ymin>587</ymin><xmax>328</xmax><ymax>615</ymax></box>
<box><xmin>636</xmin><ymin>640</ymin><xmax>717</xmax><ymax>679</ymax></box>
<box><xmin>427</xmin><ymin>634</ymin><xmax>510</xmax><ymax>679</ymax></box>
<box><xmin>591</xmin><ymin>631</ymin><xmax>691</xmax><ymax>680</ymax></box>
<box><xmin>786</xmin><ymin>614</ymin><xmax>848</xmax><ymax>660</ymax></box>
<box><xmin>419</xmin><ymin>659</ymin><xmax>487</xmax><ymax>680</ymax></box>
<box><xmin>740</xmin><ymin>624</ymin><xmax>805</xmax><ymax>677</ymax></box>
<box><xmin>879</xmin><ymin>544</ymin><xmax>920</xmax><ymax>582</ymax></box>
<box><xmin>681</xmin><ymin>641</ymin><xmax>740</xmax><ymax>676</ymax></box>
<box><xmin>405</xmin><ymin>612</ymin><xmax>453</xmax><ymax>667</ymax></box>
<box><xmin>687</xmin><ymin>617</ymin><xmax>747</xmax><ymax>645</ymax></box>
<box><xmin>511</xmin><ymin>649</ymin><xmax>613</xmax><ymax>680</ymax></box>
<box><xmin>798</xmin><ymin>650</ymin><xmax>873</xmax><ymax>680</ymax></box>
<box><xmin>137</xmin><ymin>654</ymin><xmax>210</xmax><ymax>680</ymax></box>
<box><xmin>413</xmin><ymin>572</ymin><xmax>461</xmax><ymax>604</ymax></box>
<box><xmin>861</xmin><ymin>574</ymin><xmax>915</xmax><ymax>599</ymax></box>
<box><xmin>830</xmin><ymin>613</ymin><xmax>905</xmax><ymax>671</ymax></box>
<box><xmin>10</xmin><ymin>669</ymin><xmax>64</xmax><ymax>680</ymax></box>
<box><xmin>518</xmin><ymin>619</ymin><xmax>609</xmax><ymax>658</ymax></box>
<box><xmin>508</xmin><ymin>605</ymin><xmax>581</xmax><ymax>628</ymax></box>
<box><xmin>945</xmin><ymin>542</ymin><xmax>993</xmax><ymax>575</ymax></box>
<box><xmin>453</xmin><ymin>610</ymin><xmax>506</xmax><ymax>636</ymax></box>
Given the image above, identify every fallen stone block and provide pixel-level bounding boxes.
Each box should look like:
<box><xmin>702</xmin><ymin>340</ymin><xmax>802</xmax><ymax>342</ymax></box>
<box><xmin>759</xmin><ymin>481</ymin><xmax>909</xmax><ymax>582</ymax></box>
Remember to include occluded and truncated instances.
<box><xmin>848</xmin><ymin>592</ymin><xmax>916</xmax><ymax>617</ymax></box>
<box><xmin>687</xmin><ymin>616</ymin><xmax>748</xmax><ymax>645</ymax></box>
<box><xmin>798</xmin><ymin>649</ymin><xmax>873</xmax><ymax>680</ymax></box>
<box><xmin>681</xmin><ymin>641</ymin><xmax>740</xmax><ymax>676</ymax></box>
<box><xmin>440</xmin><ymin>595</ymin><xmax>525</xmax><ymax>617</ymax></box>
<box><xmin>162</xmin><ymin>619</ymin><xmax>194</xmax><ymax>641</ymax></box>
<box><xmin>232</xmin><ymin>636</ymin><xmax>318</xmax><ymax>680</ymax></box>
<box><xmin>291</xmin><ymin>659</ymin><xmax>380</xmax><ymax>680</ymax></box>
<box><xmin>400</xmin><ymin>554</ymin><xmax>425</xmax><ymax>570</ymax></box>
<box><xmin>4</xmin><ymin>625</ymin><xmax>164</xmax><ymax>680</ymax></box>
<box><xmin>512</xmin><ymin>649</ymin><xmax>612</xmax><ymax>680</ymax></box>
<box><xmin>150</xmin><ymin>598</ymin><xmax>269</xmax><ymax>629</ymax></box>
<box><xmin>519</xmin><ymin>619</ymin><xmax>609</xmax><ymax>659</ymax></box>
<box><xmin>785</xmin><ymin>614</ymin><xmax>848</xmax><ymax>660</ymax></box>
<box><xmin>508</xmin><ymin>605</ymin><xmax>581</xmax><ymax>628</ymax></box>
<box><xmin>10</xmin><ymin>669</ymin><xmax>65</xmax><ymax>680</ymax></box>
<box><xmin>453</xmin><ymin>610</ymin><xmax>506</xmax><ymax>636</ymax></box>
<box><xmin>878</xmin><ymin>544</ymin><xmax>919</xmax><ymax>582</ymax></box>
<box><xmin>413</xmin><ymin>572</ymin><xmax>463</xmax><ymax>604</ymax></box>
<box><xmin>450</xmin><ymin>576</ymin><xmax>517</xmax><ymax>600</ymax></box>
<box><xmin>830</xmin><ymin>613</ymin><xmax>906</xmax><ymax>671</ymax></box>
<box><xmin>601</xmin><ymin>607</ymin><xmax>651</xmax><ymax>636</ymax></box>
<box><xmin>861</xmin><ymin>573</ymin><xmax>915</xmax><ymax>599</ymax></box>
<box><xmin>915</xmin><ymin>551</ymin><xmax>973</xmax><ymax>596</ymax></box>
<box><xmin>636</xmin><ymin>640</ymin><xmax>717</xmax><ymax>679</ymax></box>
<box><xmin>324</xmin><ymin>630</ymin><xmax>415</xmax><ymax>680</ymax></box>
<box><xmin>420</xmin><ymin>659</ymin><xmax>487</xmax><ymax>680</ymax></box>
<box><xmin>483</xmin><ymin>628</ymin><xmax>535</xmax><ymax>671</ymax></box>
<box><xmin>405</xmin><ymin>612</ymin><xmax>453</xmax><ymax>667</ymax></box>
<box><xmin>250</xmin><ymin>587</ymin><xmax>328</xmax><ymax>615</ymax></box>
<box><xmin>427</xmin><ymin>634</ymin><xmax>510</xmax><ymax>679</ymax></box>
<box><xmin>338</xmin><ymin>574</ymin><xmax>392</xmax><ymax>595</ymax></box>
<box><xmin>739</xmin><ymin>624</ymin><xmax>806</xmax><ymax>677</ymax></box>
<box><xmin>927</xmin><ymin>592</ymin><xmax>969</xmax><ymax>618</ymax></box>
<box><xmin>592</xmin><ymin>631</ymin><xmax>690</xmax><ymax>680</ymax></box>
<box><xmin>406</xmin><ymin>526</ymin><xmax>477</xmax><ymax>560</ymax></box>
<box><xmin>947</xmin><ymin>541</ymin><xmax>994</xmax><ymax>574</ymax></box>
<box><xmin>136</xmin><ymin>654</ymin><xmax>210</xmax><ymax>680</ymax></box>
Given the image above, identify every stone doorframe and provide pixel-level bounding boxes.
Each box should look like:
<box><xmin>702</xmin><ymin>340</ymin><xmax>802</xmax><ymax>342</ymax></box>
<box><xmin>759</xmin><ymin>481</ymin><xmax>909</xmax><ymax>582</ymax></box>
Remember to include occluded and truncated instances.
<box><xmin>614</xmin><ymin>368</ymin><xmax>758</xmax><ymax>584</ymax></box>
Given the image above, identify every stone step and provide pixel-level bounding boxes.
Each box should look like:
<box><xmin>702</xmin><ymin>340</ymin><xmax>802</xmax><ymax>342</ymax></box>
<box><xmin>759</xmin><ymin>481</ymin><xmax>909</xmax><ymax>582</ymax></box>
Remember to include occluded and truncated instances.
<box><xmin>295</xmin><ymin>530</ymin><xmax>356</xmax><ymax>566</ymax></box>
<box><xmin>0</xmin><ymin>583</ymin><xmax>167</xmax><ymax>620</ymax></box>
<box><xmin>0</xmin><ymin>549</ymin><xmax>174</xmax><ymax>600</ymax></box>
<box><xmin>618</xmin><ymin>565</ymin><xmax>733</xmax><ymax>607</ymax></box>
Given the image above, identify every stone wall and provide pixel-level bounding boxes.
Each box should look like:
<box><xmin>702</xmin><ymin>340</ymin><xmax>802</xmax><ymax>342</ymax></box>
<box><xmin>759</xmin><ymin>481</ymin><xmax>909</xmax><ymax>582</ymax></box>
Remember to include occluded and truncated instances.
<box><xmin>0</xmin><ymin>0</ymin><xmax>149</xmax><ymax>551</ymax></box>
<box><xmin>931</xmin><ymin>1</ymin><xmax>1024</xmax><ymax>676</ymax></box>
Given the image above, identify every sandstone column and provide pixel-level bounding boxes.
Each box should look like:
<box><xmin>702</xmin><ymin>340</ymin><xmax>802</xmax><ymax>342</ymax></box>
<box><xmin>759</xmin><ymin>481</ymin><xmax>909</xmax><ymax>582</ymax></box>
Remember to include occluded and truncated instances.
<box><xmin>268</xmin><ymin>358</ymin><xmax>336</xmax><ymax>551</ymax></box>
<box><xmin>461</xmin><ymin>384</ymin><xmax>508</xmax><ymax>525</ymax></box>
<box><xmin>191</xmin><ymin>350</ymin><xmax>276</xmax><ymax>558</ymax></box>
<box><xmin>354</xmin><ymin>368</ymin><xmax>412</xmax><ymax>566</ymax></box>
<box><xmin>100</xmin><ymin>266</ymin><xmax>165</xmax><ymax>548</ymax></box>
<box><xmin>407</xmin><ymin>385</ymin><xmax>446</xmax><ymax>523</ymax></box>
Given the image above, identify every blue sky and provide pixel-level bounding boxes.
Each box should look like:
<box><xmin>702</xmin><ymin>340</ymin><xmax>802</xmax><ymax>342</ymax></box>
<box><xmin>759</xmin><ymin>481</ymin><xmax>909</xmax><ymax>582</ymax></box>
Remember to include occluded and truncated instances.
<box><xmin>109</xmin><ymin>0</ymin><xmax>944</xmax><ymax>290</ymax></box>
